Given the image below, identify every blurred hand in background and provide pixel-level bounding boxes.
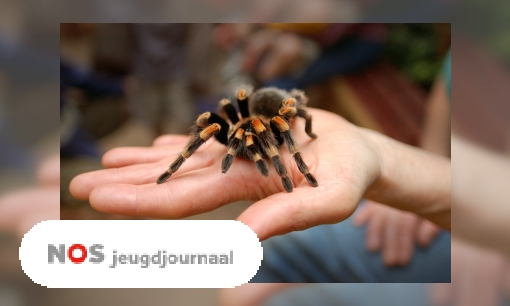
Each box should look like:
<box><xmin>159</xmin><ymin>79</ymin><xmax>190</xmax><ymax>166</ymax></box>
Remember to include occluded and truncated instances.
<box><xmin>240</xmin><ymin>28</ymin><xmax>317</xmax><ymax>82</ymax></box>
<box><xmin>354</xmin><ymin>200</ymin><xmax>440</xmax><ymax>267</ymax></box>
<box><xmin>213</xmin><ymin>24</ymin><xmax>319</xmax><ymax>83</ymax></box>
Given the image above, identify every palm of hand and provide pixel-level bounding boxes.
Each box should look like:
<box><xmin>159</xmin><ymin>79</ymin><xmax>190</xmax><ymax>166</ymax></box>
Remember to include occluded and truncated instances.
<box><xmin>70</xmin><ymin>108</ymin><xmax>381</xmax><ymax>240</ymax></box>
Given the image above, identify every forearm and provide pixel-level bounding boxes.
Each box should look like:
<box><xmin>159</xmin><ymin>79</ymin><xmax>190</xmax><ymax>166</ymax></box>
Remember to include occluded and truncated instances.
<box><xmin>363</xmin><ymin>129</ymin><xmax>451</xmax><ymax>230</ymax></box>
<box><xmin>452</xmin><ymin>135</ymin><xmax>510</xmax><ymax>256</ymax></box>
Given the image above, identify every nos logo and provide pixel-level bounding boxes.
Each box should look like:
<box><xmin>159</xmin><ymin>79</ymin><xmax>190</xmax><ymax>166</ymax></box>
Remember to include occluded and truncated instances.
<box><xmin>48</xmin><ymin>244</ymin><xmax>105</xmax><ymax>264</ymax></box>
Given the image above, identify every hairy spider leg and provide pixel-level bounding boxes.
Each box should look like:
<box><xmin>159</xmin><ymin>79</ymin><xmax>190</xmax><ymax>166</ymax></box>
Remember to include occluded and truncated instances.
<box><xmin>236</xmin><ymin>89</ymin><xmax>250</xmax><ymax>118</ymax></box>
<box><xmin>219</xmin><ymin>99</ymin><xmax>240</xmax><ymax>124</ymax></box>
<box><xmin>300</xmin><ymin>110</ymin><xmax>317</xmax><ymax>139</ymax></box>
<box><xmin>196</xmin><ymin>111</ymin><xmax>230</xmax><ymax>145</ymax></box>
<box><xmin>278</xmin><ymin>98</ymin><xmax>317</xmax><ymax>139</ymax></box>
<box><xmin>245</xmin><ymin>134</ymin><xmax>269</xmax><ymax>176</ymax></box>
<box><xmin>271</xmin><ymin>116</ymin><xmax>318</xmax><ymax>187</ymax></box>
<box><xmin>221</xmin><ymin>128</ymin><xmax>245</xmax><ymax>173</ymax></box>
<box><xmin>157</xmin><ymin>123</ymin><xmax>221</xmax><ymax>184</ymax></box>
<box><xmin>251</xmin><ymin>119</ymin><xmax>294</xmax><ymax>192</ymax></box>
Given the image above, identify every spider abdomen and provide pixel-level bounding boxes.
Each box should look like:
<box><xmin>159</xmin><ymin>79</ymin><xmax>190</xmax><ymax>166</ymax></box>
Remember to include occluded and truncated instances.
<box><xmin>249</xmin><ymin>87</ymin><xmax>288</xmax><ymax>118</ymax></box>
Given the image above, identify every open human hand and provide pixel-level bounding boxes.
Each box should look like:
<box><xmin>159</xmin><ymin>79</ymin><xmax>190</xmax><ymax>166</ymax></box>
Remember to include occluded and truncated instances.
<box><xmin>354</xmin><ymin>200</ymin><xmax>440</xmax><ymax>267</ymax></box>
<box><xmin>71</xmin><ymin>106</ymin><xmax>451</xmax><ymax>240</ymax></box>
<box><xmin>70</xmin><ymin>108</ymin><xmax>384</xmax><ymax>241</ymax></box>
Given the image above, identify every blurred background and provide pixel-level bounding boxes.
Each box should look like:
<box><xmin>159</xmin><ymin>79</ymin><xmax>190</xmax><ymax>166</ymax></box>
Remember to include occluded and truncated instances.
<box><xmin>0</xmin><ymin>0</ymin><xmax>509</xmax><ymax>305</ymax></box>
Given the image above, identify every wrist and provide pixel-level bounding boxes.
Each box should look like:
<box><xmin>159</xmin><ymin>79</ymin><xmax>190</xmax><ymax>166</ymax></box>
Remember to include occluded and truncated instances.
<box><xmin>362</xmin><ymin>128</ymin><xmax>451</xmax><ymax>230</ymax></box>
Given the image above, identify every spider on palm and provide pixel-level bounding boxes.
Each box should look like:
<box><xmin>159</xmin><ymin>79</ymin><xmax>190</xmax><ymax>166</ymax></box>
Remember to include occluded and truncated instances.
<box><xmin>156</xmin><ymin>86</ymin><xmax>318</xmax><ymax>192</ymax></box>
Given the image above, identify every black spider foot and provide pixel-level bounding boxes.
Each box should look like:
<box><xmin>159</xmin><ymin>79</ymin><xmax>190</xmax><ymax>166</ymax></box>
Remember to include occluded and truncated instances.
<box><xmin>305</xmin><ymin>173</ymin><xmax>318</xmax><ymax>187</ymax></box>
<box><xmin>282</xmin><ymin>176</ymin><xmax>294</xmax><ymax>192</ymax></box>
<box><xmin>157</xmin><ymin>171</ymin><xmax>172</xmax><ymax>184</ymax></box>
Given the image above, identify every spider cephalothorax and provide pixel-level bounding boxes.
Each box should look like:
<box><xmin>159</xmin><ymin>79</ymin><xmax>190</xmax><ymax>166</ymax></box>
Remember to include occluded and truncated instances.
<box><xmin>156</xmin><ymin>86</ymin><xmax>318</xmax><ymax>192</ymax></box>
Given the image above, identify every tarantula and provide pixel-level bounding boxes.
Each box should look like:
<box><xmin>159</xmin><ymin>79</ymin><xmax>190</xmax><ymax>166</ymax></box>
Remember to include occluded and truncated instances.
<box><xmin>156</xmin><ymin>86</ymin><xmax>318</xmax><ymax>192</ymax></box>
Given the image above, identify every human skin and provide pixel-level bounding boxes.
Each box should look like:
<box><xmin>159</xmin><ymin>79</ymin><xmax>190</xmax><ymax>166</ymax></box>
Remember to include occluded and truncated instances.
<box><xmin>218</xmin><ymin>284</ymin><xmax>298</xmax><ymax>306</ymax></box>
<box><xmin>432</xmin><ymin>238</ymin><xmax>510</xmax><ymax>306</ymax></box>
<box><xmin>354</xmin><ymin>201</ymin><xmax>441</xmax><ymax>267</ymax></box>
<box><xmin>213</xmin><ymin>25</ymin><xmax>318</xmax><ymax>83</ymax></box>
<box><xmin>70</xmin><ymin>108</ymin><xmax>450</xmax><ymax>241</ymax></box>
<box><xmin>451</xmin><ymin>134</ymin><xmax>510</xmax><ymax>257</ymax></box>
<box><xmin>430</xmin><ymin>44</ymin><xmax>510</xmax><ymax>305</ymax></box>
<box><xmin>0</xmin><ymin>155</ymin><xmax>60</xmax><ymax>239</ymax></box>
<box><xmin>353</xmin><ymin>78</ymin><xmax>450</xmax><ymax>267</ymax></box>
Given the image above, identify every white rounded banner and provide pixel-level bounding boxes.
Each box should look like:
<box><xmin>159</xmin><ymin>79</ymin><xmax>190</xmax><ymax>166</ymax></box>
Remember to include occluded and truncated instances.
<box><xmin>20</xmin><ymin>220</ymin><xmax>262</xmax><ymax>288</ymax></box>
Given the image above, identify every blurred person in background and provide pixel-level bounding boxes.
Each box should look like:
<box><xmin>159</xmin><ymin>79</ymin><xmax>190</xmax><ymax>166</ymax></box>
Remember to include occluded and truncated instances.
<box><xmin>214</xmin><ymin>23</ymin><xmax>387</xmax><ymax>91</ymax></box>
<box><xmin>129</xmin><ymin>24</ymin><xmax>195</xmax><ymax>136</ymax></box>
<box><xmin>60</xmin><ymin>61</ymin><xmax>130</xmax><ymax>159</ymax></box>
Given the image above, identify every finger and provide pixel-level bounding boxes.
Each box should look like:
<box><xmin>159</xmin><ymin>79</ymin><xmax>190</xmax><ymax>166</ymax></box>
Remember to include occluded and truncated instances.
<box><xmin>102</xmin><ymin>144</ymin><xmax>190</xmax><ymax>168</ymax></box>
<box><xmin>89</xmin><ymin>163</ymin><xmax>256</xmax><ymax>218</ymax></box>
<box><xmin>237</xmin><ymin>182</ymin><xmax>359</xmax><ymax>241</ymax></box>
<box><xmin>71</xmin><ymin>149</ymin><xmax>218</xmax><ymax>200</ymax></box>
<box><xmin>352</xmin><ymin>203</ymin><xmax>373</xmax><ymax>227</ymax></box>
<box><xmin>416</xmin><ymin>220</ymin><xmax>441</xmax><ymax>247</ymax></box>
<box><xmin>382</xmin><ymin>216</ymin><xmax>398</xmax><ymax>267</ymax></box>
<box><xmin>395</xmin><ymin>214</ymin><xmax>417</xmax><ymax>266</ymax></box>
<box><xmin>365</xmin><ymin>209</ymin><xmax>385</xmax><ymax>252</ymax></box>
<box><xmin>153</xmin><ymin>135</ymin><xmax>190</xmax><ymax>146</ymax></box>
